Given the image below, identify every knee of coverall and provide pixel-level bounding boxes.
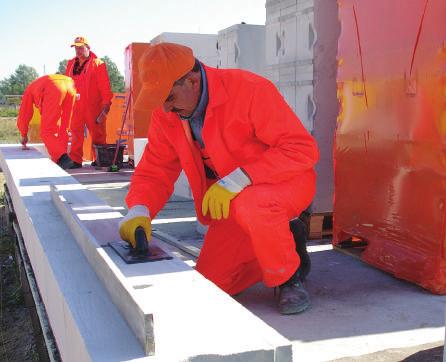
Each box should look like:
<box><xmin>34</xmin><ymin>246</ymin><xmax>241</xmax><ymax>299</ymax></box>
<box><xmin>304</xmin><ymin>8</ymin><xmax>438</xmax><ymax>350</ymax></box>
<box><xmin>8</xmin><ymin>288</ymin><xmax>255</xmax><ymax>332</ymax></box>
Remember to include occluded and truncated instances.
<box><xmin>211</xmin><ymin>259</ymin><xmax>263</xmax><ymax>296</ymax></box>
<box><xmin>229</xmin><ymin>176</ymin><xmax>316</xmax><ymax>286</ymax></box>
<box><xmin>230</xmin><ymin>181</ymin><xmax>307</xmax><ymax>232</ymax></box>
<box><xmin>196</xmin><ymin>218</ymin><xmax>263</xmax><ymax>295</ymax></box>
<box><xmin>241</xmin><ymin>171</ymin><xmax>315</xmax><ymax>212</ymax></box>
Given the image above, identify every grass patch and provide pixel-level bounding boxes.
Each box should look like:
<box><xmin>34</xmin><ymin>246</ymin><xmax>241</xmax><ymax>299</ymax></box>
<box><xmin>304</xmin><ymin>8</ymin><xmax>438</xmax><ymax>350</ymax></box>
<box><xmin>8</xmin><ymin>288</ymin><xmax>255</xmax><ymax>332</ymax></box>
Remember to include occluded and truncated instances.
<box><xmin>0</xmin><ymin>117</ymin><xmax>20</xmax><ymax>144</ymax></box>
<box><xmin>0</xmin><ymin>108</ymin><xmax>18</xmax><ymax>117</ymax></box>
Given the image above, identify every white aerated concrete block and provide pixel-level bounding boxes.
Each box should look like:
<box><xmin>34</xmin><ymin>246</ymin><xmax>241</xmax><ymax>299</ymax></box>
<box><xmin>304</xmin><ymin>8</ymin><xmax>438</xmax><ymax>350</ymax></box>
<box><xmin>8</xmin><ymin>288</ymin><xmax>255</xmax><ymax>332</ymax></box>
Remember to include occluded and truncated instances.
<box><xmin>217</xmin><ymin>24</ymin><xmax>265</xmax><ymax>76</ymax></box>
<box><xmin>0</xmin><ymin>145</ymin><xmax>293</xmax><ymax>361</ymax></box>
<box><xmin>265</xmin><ymin>0</ymin><xmax>339</xmax><ymax>213</ymax></box>
<box><xmin>133</xmin><ymin>138</ymin><xmax>148</xmax><ymax>167</ymax></box>
<box><xmin>151</xmin><ymin>32</ymin><xmax>219</xmax><ymax>68</ymax></box>
<box><xmin>134</xmin><ymin>138</ymin><xmax>193</xmax><ymax>200</ymax></box>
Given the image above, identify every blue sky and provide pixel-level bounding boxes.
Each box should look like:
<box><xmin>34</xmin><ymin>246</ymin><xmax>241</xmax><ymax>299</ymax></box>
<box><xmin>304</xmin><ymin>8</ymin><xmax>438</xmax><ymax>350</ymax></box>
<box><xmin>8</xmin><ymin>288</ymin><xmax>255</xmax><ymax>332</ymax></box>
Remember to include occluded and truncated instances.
<box><xmin>0</xmin><ymin>0</ymin><xmax>266</xmax><ymax>80</ymax></box>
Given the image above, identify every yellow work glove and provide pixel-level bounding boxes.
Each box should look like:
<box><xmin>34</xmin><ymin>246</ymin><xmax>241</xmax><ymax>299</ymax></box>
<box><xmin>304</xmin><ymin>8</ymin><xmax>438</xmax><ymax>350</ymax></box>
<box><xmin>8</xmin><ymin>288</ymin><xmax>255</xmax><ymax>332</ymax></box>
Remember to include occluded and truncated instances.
<box><xmin>201</xmin><ymin>168</ymin><xmax>252</xmax><ymax>220</ymax></box>
<box><xmin>202</xmin><ymin>183</ymin><xmax>239</xmax><ymax>220</ymax></box>
<box><xmin>119</xmin><ymin>205</ymin><xmax>152</xmax><ymax>248</ymax></box>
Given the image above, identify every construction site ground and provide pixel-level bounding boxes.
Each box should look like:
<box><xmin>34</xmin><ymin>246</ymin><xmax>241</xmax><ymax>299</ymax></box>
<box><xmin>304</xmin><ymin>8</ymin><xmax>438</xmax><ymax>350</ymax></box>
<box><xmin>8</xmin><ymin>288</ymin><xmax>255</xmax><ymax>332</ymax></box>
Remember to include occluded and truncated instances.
<box><xmin>1</xmin><ymin>165</ymin><xmax>445</xmax><ymax>361</ymax></box>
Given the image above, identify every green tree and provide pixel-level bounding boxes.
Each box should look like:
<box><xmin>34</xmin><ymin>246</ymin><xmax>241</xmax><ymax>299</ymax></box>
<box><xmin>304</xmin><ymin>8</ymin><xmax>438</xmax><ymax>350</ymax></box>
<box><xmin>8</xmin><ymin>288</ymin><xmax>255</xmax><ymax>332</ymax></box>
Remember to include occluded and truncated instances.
<box><xmin>102</xmin><ymin>56</ymin><xmax>125</xmax><ymax>93</ymax></box>
<box><xmin>56</xmin><ymin>59</ymin><xmax>68</xmax><ymax>74</ymax></box>
<box><xmin>0</xmin><ymin>65</ymin><xmax>39</xmax><ymax>95</ymax></box>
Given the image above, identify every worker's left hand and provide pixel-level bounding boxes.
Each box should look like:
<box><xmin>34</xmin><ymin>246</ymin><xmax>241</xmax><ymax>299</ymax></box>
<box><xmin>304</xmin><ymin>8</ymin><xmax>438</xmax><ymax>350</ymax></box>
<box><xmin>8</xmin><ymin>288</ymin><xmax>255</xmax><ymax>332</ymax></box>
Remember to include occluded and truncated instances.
<box><xmin>95</xmin><ymin>105</ymin><xmax>111</xmax><ymax>124</ymax></box>
<box><xmin>95</xmin><ymin>111</ymin><xmax>107</xmax><ymax>124</ymax></box>
<box><xmin>202</xmin><ymin>183</ymin><xmax>239</xmax><ymax>220</ymax></box>
<box><xmin>202</xmin><ymin>168</ymin><xmax>252</xmax><ymax>220</ymax></box>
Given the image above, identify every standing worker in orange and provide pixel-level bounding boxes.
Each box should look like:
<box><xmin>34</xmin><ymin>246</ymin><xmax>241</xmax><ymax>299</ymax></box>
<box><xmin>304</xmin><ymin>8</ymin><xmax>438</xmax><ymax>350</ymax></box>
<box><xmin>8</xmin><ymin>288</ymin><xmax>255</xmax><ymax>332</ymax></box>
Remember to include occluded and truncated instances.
<box><xmin>17</xmin><ymin>74</ymin><xmax>77</xmax><ymax>169</ymax></box>
<box><xmin>119</xmin><ymin>43</ymin><xmax>319</xmax><ymax>315</ymax></box>
<box><xmin>65</xmin><ymin>36</ymin><xmax>113</xmax><ymax>167</ymax></box>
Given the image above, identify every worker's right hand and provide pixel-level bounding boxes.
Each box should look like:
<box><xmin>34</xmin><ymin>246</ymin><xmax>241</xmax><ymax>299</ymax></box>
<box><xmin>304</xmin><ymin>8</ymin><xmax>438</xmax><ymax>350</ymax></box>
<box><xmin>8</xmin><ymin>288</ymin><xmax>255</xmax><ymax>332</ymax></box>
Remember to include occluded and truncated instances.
<box><xmin>119</xmin><ymin>205</ymin><xmax>152</xmax><ymax>248</ymax></box>
<box><xmin>20</xmin><ymin>135</ymin><xmax>29</xmax><ymax>150</ymax></box>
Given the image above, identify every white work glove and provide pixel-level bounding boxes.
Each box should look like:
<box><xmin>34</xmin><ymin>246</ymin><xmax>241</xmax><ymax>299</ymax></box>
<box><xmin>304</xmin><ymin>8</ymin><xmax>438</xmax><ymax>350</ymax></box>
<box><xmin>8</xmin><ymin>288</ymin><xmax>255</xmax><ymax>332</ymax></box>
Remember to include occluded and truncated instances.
<box><xmin>119</xmin><ymin>205</ymin><xmax>152</xmax><ymax>248</ymax></box>
<box><xmin>95</xmin><ymin>104</ymin><xmax>111</xmax><ymax>124</ymax></box>
<box><xmin>202</xmin><ymin>168</ymin><xmax>251</xmax><ymax>220</ymax></box>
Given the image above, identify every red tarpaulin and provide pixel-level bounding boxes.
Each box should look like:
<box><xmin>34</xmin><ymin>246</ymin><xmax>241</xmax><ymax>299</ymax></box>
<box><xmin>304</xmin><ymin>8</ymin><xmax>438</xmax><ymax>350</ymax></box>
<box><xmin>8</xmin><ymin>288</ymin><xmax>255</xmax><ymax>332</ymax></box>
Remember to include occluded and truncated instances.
<box><xmin>334</xmin><ymin>0</ymin><xmax>446</xmax><ymax>293</ymax></box>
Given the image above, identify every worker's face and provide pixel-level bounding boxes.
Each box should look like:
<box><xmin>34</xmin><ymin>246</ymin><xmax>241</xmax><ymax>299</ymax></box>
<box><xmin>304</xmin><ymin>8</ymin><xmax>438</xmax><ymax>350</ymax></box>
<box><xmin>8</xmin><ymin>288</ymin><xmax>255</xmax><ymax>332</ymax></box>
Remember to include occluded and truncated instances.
<box><xmin>75</xmin><ymin>45</ymin><xmax>89</xmax><ymax>59</ymax></box>
<box><xmin>163</xmin><ymin>73</ymin><xmax>201</xmax><ymax>117</ymax></box>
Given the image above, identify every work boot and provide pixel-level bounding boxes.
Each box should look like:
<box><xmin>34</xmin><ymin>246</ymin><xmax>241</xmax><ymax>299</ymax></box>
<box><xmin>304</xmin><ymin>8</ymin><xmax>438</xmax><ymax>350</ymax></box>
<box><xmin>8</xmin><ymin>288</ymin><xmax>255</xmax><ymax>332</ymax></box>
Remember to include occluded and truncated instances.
<box><xmin>278</xmin><ymin>270</ymin><xmax>310</xmax><ymax>315</ymax></box>
<box><xmin>289</xmin><ymin>214</ymin><xmax>311</xmax><ymax>280</ymax></box>
<box><xmin>56</xmin><ymin>153</ymin><xmax>75</xmax><ymax>170</ymax></box>
<box><xmin>69</xmin><ymin>162</ymin><xmax>83</xmax><ymax>169</ymax></box>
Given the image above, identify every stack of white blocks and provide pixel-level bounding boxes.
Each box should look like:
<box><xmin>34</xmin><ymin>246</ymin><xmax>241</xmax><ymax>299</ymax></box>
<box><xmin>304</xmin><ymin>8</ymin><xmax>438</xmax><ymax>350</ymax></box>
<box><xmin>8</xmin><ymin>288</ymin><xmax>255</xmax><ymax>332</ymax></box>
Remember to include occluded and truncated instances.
<box><xmin>151</xmin><ymin>32</ymin><xmax>219</xmax><ymax>68</ymax></box>
<box><xmin>217</xmin><ymin>23</ymin><xmax>265</xmax><ymax>76</ymax></box>
<box><xmin>265</xmin><ymin>0</ymin><xmax>316</xmax><ymax>132</ymax></box>
<box><xmin>264</xmin><ymin>0</ymin><xmax>339</xmax><ymax>213</ymax></box>
<box><xmin>141</xmin><ymin>2</ymin><xmax>339</xmax><ymax>215</ymax></box>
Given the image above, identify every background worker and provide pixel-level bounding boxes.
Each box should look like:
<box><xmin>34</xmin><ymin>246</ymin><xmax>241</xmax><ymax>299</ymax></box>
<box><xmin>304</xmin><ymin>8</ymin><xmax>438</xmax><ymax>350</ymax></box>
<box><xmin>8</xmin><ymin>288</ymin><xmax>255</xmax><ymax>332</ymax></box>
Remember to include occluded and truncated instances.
<box><xmin>17</xmin><ymin>74</ymin><xmax>76</xmax><ymax>169</ymax></box>
<box><xmin>65</xmin><ymin>36</ymin><xmax>113</xmax><ymax>167</ymax></box>
<box><xmin>119</xmin><ymin>43</ymin><xmax>319</xmax><ymax>315</ymax></box>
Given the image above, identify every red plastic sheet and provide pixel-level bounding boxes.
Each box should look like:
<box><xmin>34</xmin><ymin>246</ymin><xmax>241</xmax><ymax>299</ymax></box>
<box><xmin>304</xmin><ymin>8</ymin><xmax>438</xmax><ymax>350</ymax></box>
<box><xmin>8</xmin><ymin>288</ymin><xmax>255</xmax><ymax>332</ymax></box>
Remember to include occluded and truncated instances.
<box><xmin>334</xmin><ymin>0</ymin><xmax>446</xmax><ymax>293</ymax></box>
<box><xmin>124</xmin><ymin>42</ymin><xmax>152</xmax><ymax>139</ymax></box>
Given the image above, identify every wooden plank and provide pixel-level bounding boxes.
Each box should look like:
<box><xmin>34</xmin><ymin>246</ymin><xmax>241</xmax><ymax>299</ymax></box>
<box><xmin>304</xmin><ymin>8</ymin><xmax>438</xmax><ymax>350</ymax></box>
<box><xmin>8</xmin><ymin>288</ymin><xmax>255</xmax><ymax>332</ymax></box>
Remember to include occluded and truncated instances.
<box><xmin>309</xmin><ymin>215</ymin><xmax>324</xmax><ymax>239</ymax></box>
<box><xmin>153</xmin><ymin>229</ymin><xmax>201</xmax><ymax>258</ymax></box>
<box><xmin>309</xmin><ymin>213</ymin><xmax>333</xmax><ymax>240</ymax></box>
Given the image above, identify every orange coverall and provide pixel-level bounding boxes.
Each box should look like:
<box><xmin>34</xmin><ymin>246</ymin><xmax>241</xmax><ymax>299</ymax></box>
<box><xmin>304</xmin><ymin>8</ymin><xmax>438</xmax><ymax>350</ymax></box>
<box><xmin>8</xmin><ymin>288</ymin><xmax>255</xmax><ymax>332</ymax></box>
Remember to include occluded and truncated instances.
<box><xmin>17</xmin><ymin>74</ymin><xmax>76</xmax><ymax>162</ymax></box>
<box><xmin>126</xmin><ymin>66</ymin><xmax>319</xmax><ymax>295</ymax></box>
<box><xmin>66</xmin><ymin>51</ymin><xmax>112</xmax><ymax>163</ymax></box>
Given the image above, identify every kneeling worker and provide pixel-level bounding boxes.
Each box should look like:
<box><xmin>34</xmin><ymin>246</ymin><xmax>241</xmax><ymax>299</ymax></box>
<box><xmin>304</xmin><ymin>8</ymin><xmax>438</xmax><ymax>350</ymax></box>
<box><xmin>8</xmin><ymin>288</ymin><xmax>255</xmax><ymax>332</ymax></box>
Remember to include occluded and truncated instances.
<box><xmin>17</xmin><ymin>74</ymin><xmax>76</xmax><ymax>169</ymax></box>
<box><xmin>119</xmin><ymin>43</ymin><xmax>319</xmax><ymax>314</ymax></box>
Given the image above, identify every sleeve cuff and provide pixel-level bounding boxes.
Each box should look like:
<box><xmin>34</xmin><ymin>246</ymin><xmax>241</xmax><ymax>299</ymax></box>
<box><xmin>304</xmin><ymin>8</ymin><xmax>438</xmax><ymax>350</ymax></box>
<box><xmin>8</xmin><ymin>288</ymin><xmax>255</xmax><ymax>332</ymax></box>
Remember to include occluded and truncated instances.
<box><xmin>218</xmin><ymin>167</ymin><xmax>252</xmax><ymax>193</ymax></box>
<box><xmin>125</xmin><ymin>204</ymin><xmax>151</xmax><ymax>219</ymax></box>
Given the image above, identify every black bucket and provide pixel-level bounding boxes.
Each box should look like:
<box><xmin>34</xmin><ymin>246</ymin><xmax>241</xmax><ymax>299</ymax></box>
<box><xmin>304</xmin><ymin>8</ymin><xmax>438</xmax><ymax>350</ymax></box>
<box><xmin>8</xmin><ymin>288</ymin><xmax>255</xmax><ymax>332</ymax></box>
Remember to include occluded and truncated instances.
<box><xmin>93</xmin><ymin>144</ymin><xmax>125</xmax><ymax>167</ymax></box>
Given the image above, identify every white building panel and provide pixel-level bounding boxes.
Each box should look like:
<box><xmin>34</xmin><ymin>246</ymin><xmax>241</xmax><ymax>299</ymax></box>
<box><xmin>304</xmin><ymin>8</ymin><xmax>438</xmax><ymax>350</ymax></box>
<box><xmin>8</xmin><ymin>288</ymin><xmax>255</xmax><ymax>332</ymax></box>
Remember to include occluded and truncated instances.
<box><xmin>151</xmin><ymin>32</ymin><xmax>219</xmax><ymax>67</ymax></box>
<box><xmin>296</xmin><ymin>12</ymin><xmax>316</xmax><ymax>61</ymax></box>
<box><xmin>265</xmin><ymin>0</ymin><xmax>339</xmax><ymax>213</ymax></box>
<box><xmin>217</xmin><ymin>24</ymin><xmax>265</xmax><ymax>76</ymax></box>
